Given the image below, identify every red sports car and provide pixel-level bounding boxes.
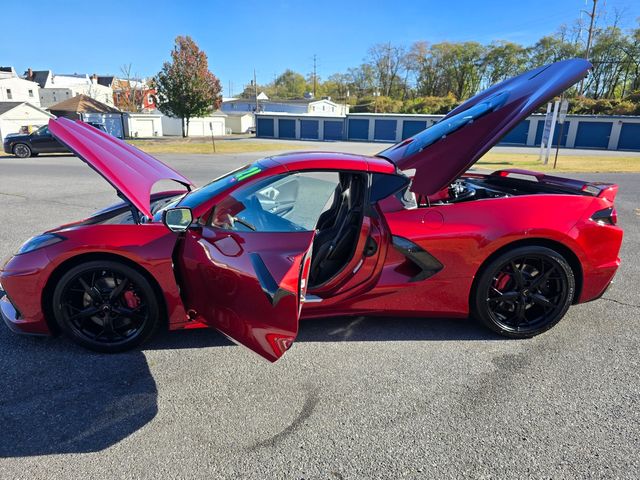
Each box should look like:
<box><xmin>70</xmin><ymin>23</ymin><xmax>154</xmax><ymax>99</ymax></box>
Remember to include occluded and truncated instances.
<box><xmin>0</xmin><ymin>59</ymin><xmax>623</xmax><ymax>361</ymax></box>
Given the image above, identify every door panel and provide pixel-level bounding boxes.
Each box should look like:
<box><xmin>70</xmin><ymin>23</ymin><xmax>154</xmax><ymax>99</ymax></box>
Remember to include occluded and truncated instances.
<box><xmin>179</xmin><ymin>227</ymin><xmax>314</xmax><ymax>362</ymax></box>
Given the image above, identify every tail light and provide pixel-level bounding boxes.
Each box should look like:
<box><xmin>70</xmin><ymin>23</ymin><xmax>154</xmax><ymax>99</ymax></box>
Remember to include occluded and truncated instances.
<box><xmin>591</xmin><ymin>207</ymin><xmax>617</xmax><ymax>226</ymax></box>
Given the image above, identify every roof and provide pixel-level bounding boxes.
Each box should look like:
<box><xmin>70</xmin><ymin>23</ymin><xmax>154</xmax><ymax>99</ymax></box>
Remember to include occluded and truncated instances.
<box><xmin>223</xmin><ymin>97</ymin><xmax>337</xmax><ymax>106</ymax></box>
<box><xmin>0</xmin><ymin>101</ymin><xmax>54</xmax><ymax>117</ymax></box>
<box><xmin>27</xmin><ymin>70</ymin><xmax>51</xmax><ymax>88</ymax></box>
<box><xmin>0</xmin><ymin>101</ymin><xmax>24</xmax><ymax>115</ymax></box>
<box><xmin>48</xmin><ymin>94</ymin><xmax>121</xmax><ymax>114</ymax></box>
<box><xmin>97</xmin><ymin>76</ymin><xmax>115</xmax><ymax>87</ymax></box>
<box><xmin>224</xmin><ymin>111</ymin><xmax>254</xmax><ymax>117</ymax></box>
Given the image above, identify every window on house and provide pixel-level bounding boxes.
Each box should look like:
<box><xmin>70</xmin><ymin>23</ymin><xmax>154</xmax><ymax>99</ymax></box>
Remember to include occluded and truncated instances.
<box><xmin>28</xmin><ymin>89</ymin><xmax>34</xmax><ymax>97</ymax></box>
<box><xmin>6</xmin><ymin>89</ymin><xmax>12</xmax><ymax>99</ymax></box>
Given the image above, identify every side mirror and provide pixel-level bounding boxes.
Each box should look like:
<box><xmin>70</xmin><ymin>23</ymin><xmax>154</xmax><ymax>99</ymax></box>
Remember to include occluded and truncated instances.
<box><xmin>163</xmin><ymin>207</ymin><xmax>193</xmax><ymax>233</ymax></box>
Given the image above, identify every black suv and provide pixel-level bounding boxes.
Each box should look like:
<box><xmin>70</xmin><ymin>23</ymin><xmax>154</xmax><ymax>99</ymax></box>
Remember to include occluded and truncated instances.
<box><xmin>3</xmin><ymin>123</ymin><xmax>108</xmax><ymax>158</ymax></box>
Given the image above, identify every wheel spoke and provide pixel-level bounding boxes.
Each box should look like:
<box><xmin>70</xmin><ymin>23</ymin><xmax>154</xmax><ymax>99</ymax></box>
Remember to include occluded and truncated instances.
<box><xmin>510</xmin><ymin>261</ymin><xmax>524</xmax><ymax>288</ymax></box>
<box><xmin>68</xmin><ymin>305</ymin><xmax>100</xmax><ymax>322</ymax></box>
<box><xmin>78</xmin><ymin>277</ymin><xmax>102</xmax><ymax>303</ymax></box>
<box><xmin>531</xmin><ymin>293</ymin><xmax>554</xmax><ymax>309</ymax></box>
<box><xmin>113</xmin><ymin>306</ymin><xmax>146</xmax><ymax>322</ymax></box>
<box><xmin>530</xmin><ymin>266</ymin><xmax>556</xmax><ymax>290</ymax></box>
<box><xmin>109</xmin><ymin>277</ymin><xmax>129</xmax><ymax>301</ymax></box>
<box><xmin>488</xmin><ymin>291</ymin><xmax>519</xmax><ymax>303</ymax></box>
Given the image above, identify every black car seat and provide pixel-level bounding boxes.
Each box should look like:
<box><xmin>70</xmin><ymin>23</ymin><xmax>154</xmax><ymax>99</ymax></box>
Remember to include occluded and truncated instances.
<box><xmin>309</xmin><ymin>174</ymin><xmax>364</xmax><ymax>285</ymax></box>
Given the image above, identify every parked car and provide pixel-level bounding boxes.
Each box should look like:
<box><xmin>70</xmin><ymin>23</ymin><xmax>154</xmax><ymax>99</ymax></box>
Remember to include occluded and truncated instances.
<box><xmin>3</xmin><ymin>124</ymin><xmax>68</xmax><ymax>158</ymax></box>
<box><xmin>3</xmin><ymin>122</ymin><xmax>108</xmax><ymax>158</ymax></box>
<box><xmin>0</xmin><ymin>59</ymin><xmax>623</xmax><ymax>360</ymax></box>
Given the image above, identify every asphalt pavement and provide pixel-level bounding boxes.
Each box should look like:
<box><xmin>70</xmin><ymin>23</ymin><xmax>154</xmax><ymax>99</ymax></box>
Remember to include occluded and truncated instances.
<box><xmin>0</xmin><ymin>149</ymin><xmax>638</xmax><ymax>479</ymax></box>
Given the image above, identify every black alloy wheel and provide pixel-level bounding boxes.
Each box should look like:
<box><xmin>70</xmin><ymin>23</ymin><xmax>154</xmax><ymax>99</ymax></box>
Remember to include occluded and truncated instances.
<box><xmin>53</xmin><ymin>260</ymin><xmax>160</xmax><ymax>352</ymax></box>
<box><xmin>13</xmin><ymin>143</ymin><xmax>32</xmax><ymax>158</ymax></box>
<box><xmin>473</xmin><ymin>246</ymin><xmax>575</xmax><ymax>338</ymax></box>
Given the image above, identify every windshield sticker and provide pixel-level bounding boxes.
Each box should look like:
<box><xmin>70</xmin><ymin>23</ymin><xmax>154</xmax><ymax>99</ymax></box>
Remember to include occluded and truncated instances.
<box><xmin>233</xmin><ymin>165</ymin><xmax>262</xmax><ymax>182</ymax></box>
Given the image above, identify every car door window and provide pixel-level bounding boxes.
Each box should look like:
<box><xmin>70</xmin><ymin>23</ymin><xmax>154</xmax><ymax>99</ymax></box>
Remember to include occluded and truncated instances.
<box><xmin>32</xmin><ymin>125</ymin><xmax>50</xmax><ymax>137</ymax></box>
<box><xmin>210</xmin><ymin>172</ymin><xmax>340</xmax><ymax>232</ymax></box>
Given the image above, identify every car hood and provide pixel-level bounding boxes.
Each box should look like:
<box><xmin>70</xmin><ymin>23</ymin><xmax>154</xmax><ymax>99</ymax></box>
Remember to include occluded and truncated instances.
<box><xmin>48</xmin><ymin>118</ymin><xmax>194</xmax><ymax>218</ymax></box>
<box><xmin>377</xmin><ymin>58</ymin><xmax>592</xmax><ymax>195</ymax></box>
<box><xmin>3</xmin><ymin>133</ymin><xmax>29</xmax><ymax>141</ymax></box>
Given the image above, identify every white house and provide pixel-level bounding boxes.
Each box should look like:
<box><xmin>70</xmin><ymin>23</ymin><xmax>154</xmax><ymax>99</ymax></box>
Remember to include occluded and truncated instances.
<box><xmin>221</xmin><ymin>94</ymin><xmax>348</xmax><ymax>116</ymax></box>
<box><xmin>0</xmin><ymin>67</ymin><xmax>41</xmax><ymax>107</ymax></box>
<box><xmin>160</xmin><ymin>111</ymin><xmax>227</xmax><ymax>137</ymax></box>
<box><xmin>0</xmin><ymin>102</ymin><xmax>54</xmax><ymax>142</ymax></box>
<box><xmin>26</xmin><ymin>69</ymin><xmax>114</xmax><ymax>108</ymax></box>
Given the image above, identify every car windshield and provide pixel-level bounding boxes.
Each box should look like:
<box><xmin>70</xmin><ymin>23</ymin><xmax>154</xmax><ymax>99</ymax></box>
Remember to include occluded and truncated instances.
<box><xmin>151</xmin><ymin>162</ymin><xmax>266</xmax><ymax>222</ymax></box>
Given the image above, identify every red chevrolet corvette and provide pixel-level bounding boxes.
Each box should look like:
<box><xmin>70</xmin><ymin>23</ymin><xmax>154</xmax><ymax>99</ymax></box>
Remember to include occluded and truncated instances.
<box><xmin>0</xmin><ymin>59</ymin><xmax>623</xmax><ymax>360</ymax></box>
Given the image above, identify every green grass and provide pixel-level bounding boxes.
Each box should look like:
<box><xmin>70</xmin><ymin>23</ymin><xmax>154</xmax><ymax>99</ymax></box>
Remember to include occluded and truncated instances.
<box><xmin>477</xmin><ymin>152</ymin><xmax>640</xmax><ymax>173</ymax></box>
<box><xmin>128</xmin><ymin>137</ymin><xmax>640</xmax><ymax>173</ymax></box>
<box><xmin>128</xmin><ymin>138</ymin><xmax>299</xmax><ymax>154</ymax></box>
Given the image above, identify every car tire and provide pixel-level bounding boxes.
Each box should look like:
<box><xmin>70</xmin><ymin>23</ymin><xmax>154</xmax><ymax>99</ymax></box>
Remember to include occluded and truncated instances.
<box><xmin>472</xmin><ymin>246</ymin><xmax>575</xmax><ymax>338</ymax></box>
<box><xmin>52</xmin><ymin>260</ymin><xmax>161</xmax><ymax>353</ymax></box>
<box><xmin>13</xmin><ymin>143</ymin><xmax>32</xmax><ymax>158</ymax></box>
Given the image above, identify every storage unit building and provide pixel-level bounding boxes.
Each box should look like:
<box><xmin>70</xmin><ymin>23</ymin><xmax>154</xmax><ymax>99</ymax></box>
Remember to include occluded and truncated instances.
<box><xmin>256</xmin><ymin>112</ymin><xmax>640</xmax><ymax>151</ymax></box>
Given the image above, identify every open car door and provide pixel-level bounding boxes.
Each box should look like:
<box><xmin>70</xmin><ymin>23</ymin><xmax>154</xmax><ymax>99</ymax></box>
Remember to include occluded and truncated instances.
<box><xmin>178</xmin><ymin>228</ymin><xmax>313</xmax><ymax>361</ymax></box>
<box><xmin>175</xmin><ymin>172</ymin><xmax>343</xmax><ymax>362</ymax></box>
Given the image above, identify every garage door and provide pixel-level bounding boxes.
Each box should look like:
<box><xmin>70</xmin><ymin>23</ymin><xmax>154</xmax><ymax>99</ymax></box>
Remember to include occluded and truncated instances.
<box><xmin>374</xmin><ymin>119</ymin><xmax>397</xmax><ymax>141</ymax></box>
<box><xmin>323</xmin><ymin>121</ymin><xmax>343</xmax><ymax>140</ymax></box>
<box><xmin>500</xmin><ymin>120</ymin><xmax>529</xmax><ymax>145</ymax></box>
<box><xmin>279</xmin><ymin>119</ymin><xmax>296</xmax><ymax>139</ymax></box>
<box><xmin>257</xmin><ymin>118</ymin><xmax>274</xmax><ymax>137</ymax></box>
<box><xmin>136</xmin><ymin>119</ymin><xmax>154</xmax><ymax>137</ymax></box>
<box><xmin>617</xmin><ymin>123</ymin><xmax>640</xmax><ymax>150</ymax></box>
<box><xmin>300</xmin><ymin>120</ymin><xmax>319</xmax><ymax>139</ymax></box>
<box><xmin>348</xmin><ymin>119</ymin><xmax>369</xmax><ymax>140</ymax></box>
<box><xmin>402</xmin><ymin>120</ymin><xmax>427</xmax><ymax>140</ymax></box>
<box><xmin>534</xmin><ymin>120</ymin><xmax>570</xmax><ymax>147</ymax></box>
<box><xmin>574</xmin><ymin>122</ymin><xmax>612</xmax><ymax>149</ymax></box>
<box><xmin>188</xmin><ymin>121</ymin><xmax>205</xmax><ymax>136</ymax></box>
<box><xmin>209</xmin><ymin>120</ymin><xmax>224</xmax><ymax>136</ymax></box>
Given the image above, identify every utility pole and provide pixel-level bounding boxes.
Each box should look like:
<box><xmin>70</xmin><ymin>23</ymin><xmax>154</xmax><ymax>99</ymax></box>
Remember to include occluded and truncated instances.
<box><xmin>313</xmin><ymin>54</ymin><xmax>317</xmax><ymax>97</ymax></box>
<box><xmin>579</xmin><ymin>0</ymin><xmax>598</xmax><ymax>95</ymax></box>
<box><xmin>253</xmin><ymin>69</ymin><xmax>258</xmax><ymax>112</ymax></box>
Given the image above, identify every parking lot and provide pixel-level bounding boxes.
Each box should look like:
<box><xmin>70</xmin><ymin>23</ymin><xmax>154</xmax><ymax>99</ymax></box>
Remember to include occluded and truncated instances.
<box><xmin>0</xmin><ymin>148</ymin><xmax>639</xmax><ymax>479</ymax></box>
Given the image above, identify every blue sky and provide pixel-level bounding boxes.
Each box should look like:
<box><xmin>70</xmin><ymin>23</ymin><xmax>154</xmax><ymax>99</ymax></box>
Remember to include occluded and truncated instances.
<box><xmin>1</xmin><ymin>0</ymin><xmax>639</xmax><ymax>96</ymax></box>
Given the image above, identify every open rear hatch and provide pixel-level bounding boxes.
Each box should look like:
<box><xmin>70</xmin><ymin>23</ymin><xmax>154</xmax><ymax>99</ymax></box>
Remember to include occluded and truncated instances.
<box><xmin>377</xmin><ymin>59</ymin><xmax>592</xmax><ymax>196</ymax></box>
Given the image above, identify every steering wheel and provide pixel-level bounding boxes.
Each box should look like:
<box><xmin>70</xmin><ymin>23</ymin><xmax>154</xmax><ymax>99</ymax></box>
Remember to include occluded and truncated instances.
<box><xmin>225</xmin><ymin>213</ymin><xmax>256</xmax><ymax>231</ymax></box>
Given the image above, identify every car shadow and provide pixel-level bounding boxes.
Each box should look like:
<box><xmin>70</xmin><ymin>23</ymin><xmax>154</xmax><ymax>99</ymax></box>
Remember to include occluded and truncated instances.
<box><xmin>0</xmin><ymin>315</ymin><xmax>499</xmax><ymax>458</ymax></box>
<box><xmin>146</xmin><ymin>315</ymin><xmax>501</xmax><ymax>350</ymax></box>
<box><xmin>0</xmin><ymin>332</ymin><xmax>157</xmax><ymax>458</ymax></box>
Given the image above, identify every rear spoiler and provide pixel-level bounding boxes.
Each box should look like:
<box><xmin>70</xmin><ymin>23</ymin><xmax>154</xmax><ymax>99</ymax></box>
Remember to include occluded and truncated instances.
<box><xmin>489</xmin><ymin>169</ymin><xmax>618</xmax><ymax>202</ymax></box>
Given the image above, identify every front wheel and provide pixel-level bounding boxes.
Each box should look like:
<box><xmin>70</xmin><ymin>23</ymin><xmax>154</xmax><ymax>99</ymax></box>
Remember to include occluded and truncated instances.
<box><xmin>472</xmin><ymin>246</ymin><xmax>575</xmax><ymax>338</ymax></box>
<box><xmin>13</xmin><ymin>143</ymin><xmax>32</xmax><ymax>158</ymax></box>
<box><xmin>52</xmin><ymin>260</ymin><xmax>161</xmax><ymax>352</ymax></box>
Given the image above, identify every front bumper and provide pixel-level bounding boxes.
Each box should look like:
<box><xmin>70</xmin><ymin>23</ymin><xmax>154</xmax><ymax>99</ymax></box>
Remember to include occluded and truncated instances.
<box><xmin>0</xmin><ymin>287</ymin><xmax>48</xmax><ymax>336</ymax></box>
<box><xmin>3</xmin><ymin>143</ymin><xmax>12</xmax><ymax>154</ymax></box>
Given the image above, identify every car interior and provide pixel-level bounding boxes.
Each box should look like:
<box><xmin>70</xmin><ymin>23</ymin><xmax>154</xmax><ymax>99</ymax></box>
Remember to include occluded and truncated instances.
<box><xmin>308</xmin><ymin>172</ymin><xmax>366</xmax><ymax>288</ymax></box>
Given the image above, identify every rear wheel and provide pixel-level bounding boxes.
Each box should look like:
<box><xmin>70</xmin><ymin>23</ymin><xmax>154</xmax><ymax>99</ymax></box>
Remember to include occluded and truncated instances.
<box><xmin>13</xmin><ymin>143</ymin><xmax>32</xmax><ymax>158</ymax></box>
<box><xmin>472</xmin><ymin>246</ymin><xmax>574</xmax><ymax>338</ymax></box>
<box><xmin>52</xmin><ymin>260</ymin><xmax>160</xmax><ymax>352</ymax></box>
